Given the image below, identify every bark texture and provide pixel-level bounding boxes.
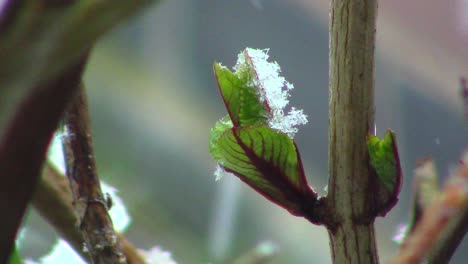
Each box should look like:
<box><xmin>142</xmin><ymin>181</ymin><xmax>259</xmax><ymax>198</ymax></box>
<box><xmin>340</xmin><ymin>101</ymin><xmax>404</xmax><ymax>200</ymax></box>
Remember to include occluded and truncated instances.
<box><xmin>327</xmin><ymin>0</ymin><xmax>378</xmax><ymax>263</ymax></box>
<box><xmin>62</xmin><ymin>87</ymin><xmax>125</xmax><ymax>263</ymax></box>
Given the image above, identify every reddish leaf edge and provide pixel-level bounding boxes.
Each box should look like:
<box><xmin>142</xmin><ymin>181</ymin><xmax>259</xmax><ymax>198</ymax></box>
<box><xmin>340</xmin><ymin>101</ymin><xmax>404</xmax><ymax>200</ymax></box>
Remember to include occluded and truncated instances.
<box><xmin>220</xmin><ymin>127</ymin><xmax>323</xmax><ymax>225</ymax></box>
<box><xmin>367</xmin><ymin>130</ymin><xmax>403</xmax><ymax>218</ymax></box>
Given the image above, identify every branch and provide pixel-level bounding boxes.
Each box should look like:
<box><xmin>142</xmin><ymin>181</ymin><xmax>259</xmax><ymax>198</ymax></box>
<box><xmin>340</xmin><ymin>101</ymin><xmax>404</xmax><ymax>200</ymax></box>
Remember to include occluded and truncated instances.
<box><xmin>33</xmin><ymin>162</ymin><xmax>147</xmax><ymax>264</ymax></box>
<box><xmin>62</xmin><ymin>87</ymin><xmax>125</xmax><ymax>263</ymax></box>
<box><xmin>406</xmin><ymin>159</ymin><xmax>439</xmax><ymax>234</ymax></box>
<box><xmin>326</xmin><ymin>0</ymin><xmax>379</xmax><ymax>263</ymax></box>
<box><xmin>427</xmin><ymin>203</ymin><xmax>468</xmax><ymax>264</ymax></box>
<box><xmin>0</xmin><ymin>55</ymin><xmax>88</xmax><ymax>263</ymax></box>
<box><xmin>0</xmin><ymin>0</ymin><xmax>157</xmax><ymax>102</ymax></box>
<box><xmin>0</xmin><ymin>1</ymin><xmax>160</xmax><ymax>261</ymax></box>
<box><xmin>34</xmin><ymin>163</ymin><xmax>87</xmax><ymax>261</ymax></box>
<box><xmin>391</xmin><ymin>152</ymin><xmax>468</xmax><ymax>264</ymax></box>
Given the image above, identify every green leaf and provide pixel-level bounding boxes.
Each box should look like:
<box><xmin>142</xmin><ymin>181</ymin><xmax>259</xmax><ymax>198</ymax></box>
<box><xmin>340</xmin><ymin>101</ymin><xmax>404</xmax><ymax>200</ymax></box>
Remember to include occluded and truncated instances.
<box><xmin>210</xmin><ymin>50</ymin><xmax>318</xmax><ymax>222</ymax></box>
<box><xmin>209</xmin><ymin>115</ymin><xmax>233</xmax><ymax>160</ymax></box>
<box><xmin>367</xmin><ymin>131</ymin><xmax>400</xmax><ymax>190</ymax></box>
<box><xmin>213</xmin><ymin>63</ymin><xmax>268</xmax><ymax>127</ymax></box>
<box><xmin>210</xmin><ymin>125</ymin><xmax>314</xmax><ymax>214</ymax></box>
<box><xmin>8</xmin><ymin>245</ymin><xmax>24</xmax><ymax>264</ymax></box>
<box><xmin>367</xmin><ymin>130</ymin><xmax>402</xmax><ymax>216</ymax></box>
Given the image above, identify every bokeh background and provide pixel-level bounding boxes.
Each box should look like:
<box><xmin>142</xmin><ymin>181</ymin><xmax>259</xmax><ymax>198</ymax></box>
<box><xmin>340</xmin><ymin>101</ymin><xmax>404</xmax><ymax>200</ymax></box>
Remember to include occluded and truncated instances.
<box><xmin>20</xmin><ymin>0</ymin><xmax>467</xmax><ymax>263</ymax></box>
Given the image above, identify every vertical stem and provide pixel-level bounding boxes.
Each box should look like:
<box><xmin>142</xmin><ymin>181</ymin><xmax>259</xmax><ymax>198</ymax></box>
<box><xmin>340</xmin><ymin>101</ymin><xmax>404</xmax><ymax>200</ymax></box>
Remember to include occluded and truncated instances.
<box><xmin>62</xmin><ymin>87</ymin><xmax>125</xmax><ymax>264</ymax></box>
<box><xmin>327</xmin><ymin>0</ymin><xmax>378</xmax><ymax>263</ymax></box>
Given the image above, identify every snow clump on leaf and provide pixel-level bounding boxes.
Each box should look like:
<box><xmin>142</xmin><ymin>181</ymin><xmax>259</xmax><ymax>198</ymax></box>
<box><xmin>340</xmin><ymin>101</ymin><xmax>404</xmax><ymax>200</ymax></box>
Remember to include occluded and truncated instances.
<box><xmin>234</xmin><ymin>48</ymin><xmax>308</xmax><ymax>138</ymax></box>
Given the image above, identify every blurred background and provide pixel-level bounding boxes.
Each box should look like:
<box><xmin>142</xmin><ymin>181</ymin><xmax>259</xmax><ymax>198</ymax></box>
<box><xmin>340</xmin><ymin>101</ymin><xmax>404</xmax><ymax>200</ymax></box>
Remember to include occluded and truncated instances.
<box><xmin>20</xmin><ymin>0</ymin><xmax>467</xmax><ymax>263</ymax></box>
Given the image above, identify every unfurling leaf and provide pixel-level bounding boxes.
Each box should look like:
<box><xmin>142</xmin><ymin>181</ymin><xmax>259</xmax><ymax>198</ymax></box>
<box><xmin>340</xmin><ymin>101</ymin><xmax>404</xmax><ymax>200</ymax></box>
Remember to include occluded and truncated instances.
<box><xmin>210</xmin><ymin>48</ymin><xmax>320</xmax><ymax>223</ymax></box>
<box><xmin>213</xmin><ymin>63</ymin><xmax>268</xmax><ymax>127</ymax></box>
<box><xmin>368</xmin><ymin>131</ymin><xmax>400</xmax><ymax>190</ymax></box>
<box><xmin>214</xmin><ymin>48</ymin><xmax>308</xmax><ymax>138</ymax></box>
<box><xmin>210</xmin><ymin>125</ymin><xmax>317</xmax><ymax>217</ymax></box>
<box><xmin>367</xmin><ymin>130</ymin><xmax>402</xmax><ymax>216</ymax></box>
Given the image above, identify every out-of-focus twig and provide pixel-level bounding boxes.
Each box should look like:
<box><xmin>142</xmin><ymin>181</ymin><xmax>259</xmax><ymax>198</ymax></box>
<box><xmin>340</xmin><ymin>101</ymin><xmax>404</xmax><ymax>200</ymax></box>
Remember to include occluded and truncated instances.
<box><xmin>391</xmin><ymin>152</ymin><xmax>468</xmax><ymax>264</ymax></box>
<box><xmin>0</xmin><ymin>1</ymin><xmax>161</xmax><ymax>261</ymax></box>
<box><xmin>33</xmin><ymin>162</ymin><xmax>147</xmax><ymax>264</ymax></box>
<box><xmin>0</xmin><ymin>55</ymin><xmax>88</xmax><ymax>263</ymax></box>
<box><xmin>0</xmin><ymin>1</ymin><xmax>157</xmax><ymax>113</ymax></box>
<box><xmin>34</xmin><ymin>163</ymin><xmax>87</xmax><ymax>261</ymax></box>
<box><xmin>408</xmin><ymin>159</ymin><xmax>440</xmax><ymax>232</ymax></box>
<box><xmin>62</xmin><ymin>87</ymin><xmax>125</xmax><ymax>263</ymax></box>
<box><xmin>426</xmin><ymin>152</ymin><xmax>468</xmax><ymax>264</ymax></box>
<box><xmin>231</xmin><ymin>241</ymin><xmax>278</xmax><ymax>264</ymax></box>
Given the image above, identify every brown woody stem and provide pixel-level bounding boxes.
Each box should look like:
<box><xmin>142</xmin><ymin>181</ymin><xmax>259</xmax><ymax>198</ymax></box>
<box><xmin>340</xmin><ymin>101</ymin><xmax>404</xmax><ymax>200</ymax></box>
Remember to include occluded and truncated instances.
<box><xmin>326</xmin><ymin>0</ymin><xmax>378</xmax><ymax>263</ymax></box>
<box><xmin>62</xmin><ymin>86</ymin><xmax>125</xmax><ymax>263</ymax></box>
<box><xmin>33</xmin><ymin>162</ymin><xmax>147</xmax><ymax>264</ymax></box>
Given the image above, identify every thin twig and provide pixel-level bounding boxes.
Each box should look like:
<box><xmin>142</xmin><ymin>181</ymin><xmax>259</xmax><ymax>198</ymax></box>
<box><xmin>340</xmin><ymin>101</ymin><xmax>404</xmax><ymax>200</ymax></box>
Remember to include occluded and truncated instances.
<box><xmin>391</xmin><ymin>152</ymin><xmax>468</xmax><ymax>264</ymax></box>
<box><xmin>425</xmin><ymin>152</ymin><xmax>468</xmax><ymax>264</ymax></box>
<box><xmin>0</xmin><ymin>1</ymin><xmax>157</xmax><ymax>98</ymax></box>
<box><xmin>62</xmin><ymin>87</ymin><xmax>125</xmax><ymax>263</ymax></box>
<box><xmin>34</xmin><ymin>163</ymin><xmax>87</xmax><ymax>261</ymax></box>
<box><xmin>408</xmin><ymin>159</ymin><xmax>440</xmax><ymax>232</ymax></box>
<box><xmin>327</xmin><ymin>0</ymin><xmax>379</xmax><ymax>263</ymax></box>
<box><xmin>33</xmin><ymin>162</ymin><xmax>147</xmax><ymax>264</ymax></box>
<box><xmin>0</xmin><ymin>55</ymin><xmax>88</xmax><ymax>263</ymax></box>
<box><xmin>427</xmin><ymin>203</ymin><xmax>468</xmax><ymax>264</ymax></box>
<box><xmin>0</xmin><ymin>1</ymin><xmax>160</xmax><ymax>260</ymax></box>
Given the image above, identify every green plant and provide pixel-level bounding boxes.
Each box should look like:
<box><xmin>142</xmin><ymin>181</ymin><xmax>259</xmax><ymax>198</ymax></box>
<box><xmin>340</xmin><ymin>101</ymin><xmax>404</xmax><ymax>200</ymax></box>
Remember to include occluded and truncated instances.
<box><xmin>1</xmin><ymin>1</ymin><xmax>466</xmax><ymax>263</ymax></box>
<box><xmin>209</xmin><ymin>46</ymin><xmax>403</xmax><ymax>263</ymax></box>
<box><xmin>208</xmin><ymin>45</ymin><xmax>467</xmax><ymax>263</ymax></box>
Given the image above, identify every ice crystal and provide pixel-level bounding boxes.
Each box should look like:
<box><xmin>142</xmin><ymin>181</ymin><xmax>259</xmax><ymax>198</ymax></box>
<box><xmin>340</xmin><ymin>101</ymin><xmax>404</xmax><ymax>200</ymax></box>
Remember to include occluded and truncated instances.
<box><xmin>234</xmin><ymin>48</ymin><xmax>307</xmax><ymax>138</ymax></box>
